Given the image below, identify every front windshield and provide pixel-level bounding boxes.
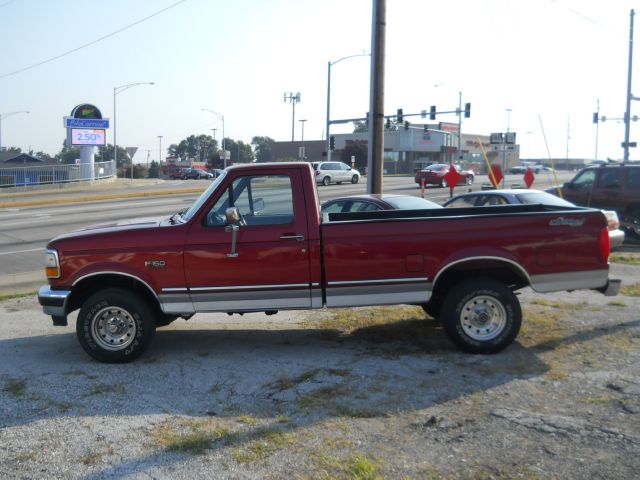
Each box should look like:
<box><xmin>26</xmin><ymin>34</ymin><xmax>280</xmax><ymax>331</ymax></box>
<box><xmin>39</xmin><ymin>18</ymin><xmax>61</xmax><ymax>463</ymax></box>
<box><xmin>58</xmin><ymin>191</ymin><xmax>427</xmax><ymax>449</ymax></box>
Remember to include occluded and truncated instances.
<box><xmin>181</xmin><ymin>171</ymin><xmax>227</xmax><ymax>222</ymax></box>
<box><xmin>426</xmin><ymin>164</ymin><xmax>447</xmax><ymax>171</ymax></box>
<box><xmin>516</xmin><ymin>191</ymin><xmax>575</xmax><ymax>207</ymax></box>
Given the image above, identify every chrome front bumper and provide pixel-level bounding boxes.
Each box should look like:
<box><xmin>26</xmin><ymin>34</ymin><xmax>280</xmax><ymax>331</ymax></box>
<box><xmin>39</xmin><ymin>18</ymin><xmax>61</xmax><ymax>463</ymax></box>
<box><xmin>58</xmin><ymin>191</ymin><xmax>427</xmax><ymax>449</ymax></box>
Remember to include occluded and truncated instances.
<box><xmin>38</xmin><ymin>285</ymin><xmax>71</xmax><ymax>318</ymax></box>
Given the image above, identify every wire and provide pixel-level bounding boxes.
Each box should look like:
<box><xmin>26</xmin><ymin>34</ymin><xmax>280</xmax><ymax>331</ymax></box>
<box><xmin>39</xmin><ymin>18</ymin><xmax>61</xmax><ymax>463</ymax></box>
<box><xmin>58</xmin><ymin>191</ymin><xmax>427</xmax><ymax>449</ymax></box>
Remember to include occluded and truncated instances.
<box><xmin>0</xmin><ymin>0</ymin><xmax>187</xmax><ymax>80</ymax></box>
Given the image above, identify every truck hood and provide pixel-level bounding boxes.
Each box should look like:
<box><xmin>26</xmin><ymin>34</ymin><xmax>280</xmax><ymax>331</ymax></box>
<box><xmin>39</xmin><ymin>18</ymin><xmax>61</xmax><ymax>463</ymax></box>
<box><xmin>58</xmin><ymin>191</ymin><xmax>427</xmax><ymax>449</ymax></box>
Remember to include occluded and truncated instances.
<box><xmin>51</xmin><ymin>216</ymin><xmax>167</xmax><ymax>243</ymax></box>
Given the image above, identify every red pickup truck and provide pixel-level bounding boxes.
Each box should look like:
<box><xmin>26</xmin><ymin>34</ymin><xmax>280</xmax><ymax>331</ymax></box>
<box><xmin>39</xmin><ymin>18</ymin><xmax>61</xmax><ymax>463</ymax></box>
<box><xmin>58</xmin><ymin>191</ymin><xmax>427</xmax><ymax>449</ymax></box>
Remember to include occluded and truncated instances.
<box><xmin>39</xmin><ymin>162</ymin><xmax>620</xmax><ymax>363</ymax></box>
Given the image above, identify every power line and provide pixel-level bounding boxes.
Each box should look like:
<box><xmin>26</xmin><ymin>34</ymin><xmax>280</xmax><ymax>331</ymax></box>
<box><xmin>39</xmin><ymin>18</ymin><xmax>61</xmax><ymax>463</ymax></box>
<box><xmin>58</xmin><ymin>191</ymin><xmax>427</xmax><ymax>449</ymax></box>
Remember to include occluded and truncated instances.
<box><xmin>0</xmin><ymin>0</ymin><xmax>187</xmax><ymax>80</ymax></box>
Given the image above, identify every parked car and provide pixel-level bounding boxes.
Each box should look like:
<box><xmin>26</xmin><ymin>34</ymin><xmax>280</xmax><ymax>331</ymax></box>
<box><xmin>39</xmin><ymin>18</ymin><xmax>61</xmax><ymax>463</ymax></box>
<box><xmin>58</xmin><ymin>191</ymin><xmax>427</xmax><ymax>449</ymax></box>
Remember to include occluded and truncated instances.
<box><xmin>183</xmin><ymin>168</ymin><xmax>214</xmax><ymax>180</ymax></box>
<box><xmin>414</xmin><ymin>163</ymin><xmax>474</xmax><ymax>188</ymax></box>
<box><xmin>208</xmin><ymin>168</ymin><xmax>225</xmax><ymax>178</ymax></box>
<box><xmin>321</xmin><ymin>194</ymin><xmax>442</xmax><ymax>214</ymax></box>
<box><xmin>443</xmin><ymin>189</ymin><xmax>625</xmax><ymax>249</ymax></box>
<box><xmin>311</xmin><ymin>161</ymin><xmax>360</xmax><ymax>186</ymax></box>
<box><xmin>545</xmin><ymin>164</ymin><xmax>640</xmax><ymax>237</ymax></box>
<box><xmin>167</xmin><ymin>167</ymin><xmax>189</xmax><ymax>180</ymax></box>
<box><xmin>510</xmin><ymin>164</ymin><xmax>541</xmax><ymax>174</ymax></box>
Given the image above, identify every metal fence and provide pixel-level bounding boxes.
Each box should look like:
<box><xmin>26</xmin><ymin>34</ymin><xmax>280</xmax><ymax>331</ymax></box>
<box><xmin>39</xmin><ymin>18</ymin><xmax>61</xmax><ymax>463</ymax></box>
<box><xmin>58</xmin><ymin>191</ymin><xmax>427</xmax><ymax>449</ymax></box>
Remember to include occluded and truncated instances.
<box><xmin>0</xmin><ymin>160</ymin><xmax>116</xmax><ymax>189</ymax></box>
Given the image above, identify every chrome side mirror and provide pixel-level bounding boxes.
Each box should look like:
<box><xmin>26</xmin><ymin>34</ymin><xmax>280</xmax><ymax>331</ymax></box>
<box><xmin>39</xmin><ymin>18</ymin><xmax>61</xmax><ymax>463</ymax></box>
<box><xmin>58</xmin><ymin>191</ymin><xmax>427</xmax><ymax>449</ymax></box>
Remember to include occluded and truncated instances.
<box><xmin>224</xmin><ymin>207</ymin><xmax>241</xmax><ymax>257</ymax></box>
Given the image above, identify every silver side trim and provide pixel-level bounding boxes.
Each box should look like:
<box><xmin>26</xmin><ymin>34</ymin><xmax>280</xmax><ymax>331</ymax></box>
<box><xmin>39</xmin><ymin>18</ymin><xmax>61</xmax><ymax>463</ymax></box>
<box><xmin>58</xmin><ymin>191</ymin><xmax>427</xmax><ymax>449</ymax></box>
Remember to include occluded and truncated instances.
<box><xmin>162</xmin><ymin>287</ymin><xmax>189</xmax><ymax>292</ymax></box>
<box><xmin>328</xmin><ymin>277</ymin><xmax>429</xmax><ymax>286</ymax></box>
<box><xmin>72</xmin><ymin>271</ymin><xmax>160</xmax><ymax>302</ymax></box>
<box><xmin>530</xmin><ymin>269</ymin><xmax>608</xmax><ymax>293</ymax></box>
<box><xmin>190</xmin><ymin>282</ymin><xmax>310</xmax><ymax>292</ymax></box>
<box><xmin>326</xmin><ymin>283</ymin><xmax>430</xmax><ymax>308</ymax></box>
<box><xmin>432</xmin><ymin>256</ymin><xmax>532</xmax><ymax>287</ymax></box>
<box><xmin>189</xmin><ymin>288</ymin><xmax>312</xmax><ymax>311</ymax></box>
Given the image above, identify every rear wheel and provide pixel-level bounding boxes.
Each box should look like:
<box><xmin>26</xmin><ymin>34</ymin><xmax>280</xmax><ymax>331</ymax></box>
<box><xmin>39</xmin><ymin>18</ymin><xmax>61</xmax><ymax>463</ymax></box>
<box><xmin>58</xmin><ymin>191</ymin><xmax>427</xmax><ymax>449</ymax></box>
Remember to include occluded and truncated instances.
<box><xmin>351</xmin><ymin>175</ymin><xmax>359</xmax><ymax>184</ymax></box>
<box><xmin>322</xmin><ymin>176</ymin><xmax>331</xmax><ymax>186</ymax></box>
<box><xmin>440</xmin><ymin>178</ymin><xmax>448</xmax><ymax>188</ymax></box>
<box><xmin>77</xmin><ymin>288</ymin><xmax>156</xmax><ymax>363</ymax></box>
<box><xmin>440</xmin><ymin>278</ymin><xmax>521</xmax><ymax>353</ymax></box>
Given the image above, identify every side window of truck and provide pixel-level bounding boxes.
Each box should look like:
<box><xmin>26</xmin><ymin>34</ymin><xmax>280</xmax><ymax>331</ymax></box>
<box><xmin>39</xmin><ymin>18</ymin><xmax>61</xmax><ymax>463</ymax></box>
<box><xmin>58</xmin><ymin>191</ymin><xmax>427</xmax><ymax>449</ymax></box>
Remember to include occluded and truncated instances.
<box><xmin>570</xmin><ymin>170</ymin><xmax>596</xmax><ymax>190</ymax></box>
<box><xmin>626</xmin><ymin>169</ymin><xmax>640</xmax><ymax>189</ymax></box>
<box><xmin>598</xmin><ymin>169</ymin><xmax>621</xmax><ymax>189</ymax></box>
<box><xmin>205</xmin><ymin>175</ymin><xmax>294</xmax><ymax>227</ymax></box>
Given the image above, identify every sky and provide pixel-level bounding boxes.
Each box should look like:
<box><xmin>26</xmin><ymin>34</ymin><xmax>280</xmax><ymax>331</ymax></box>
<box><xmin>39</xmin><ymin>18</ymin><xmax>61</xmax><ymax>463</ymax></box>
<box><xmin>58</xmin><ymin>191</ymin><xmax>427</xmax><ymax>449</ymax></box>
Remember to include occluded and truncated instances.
<box><xmin>0</xmin><ymin>0</ymin><xmax>639</xmax><ymax>163</ymax></box>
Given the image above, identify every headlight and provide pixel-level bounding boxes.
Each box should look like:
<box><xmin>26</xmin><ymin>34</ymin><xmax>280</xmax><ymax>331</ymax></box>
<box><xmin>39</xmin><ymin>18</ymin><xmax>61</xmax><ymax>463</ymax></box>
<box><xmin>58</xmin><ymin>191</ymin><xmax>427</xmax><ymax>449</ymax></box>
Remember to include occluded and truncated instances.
<box><xmin>44</xmin><ymin>249</ymin><xmax>61</xmax><ymax>279</ymax></box>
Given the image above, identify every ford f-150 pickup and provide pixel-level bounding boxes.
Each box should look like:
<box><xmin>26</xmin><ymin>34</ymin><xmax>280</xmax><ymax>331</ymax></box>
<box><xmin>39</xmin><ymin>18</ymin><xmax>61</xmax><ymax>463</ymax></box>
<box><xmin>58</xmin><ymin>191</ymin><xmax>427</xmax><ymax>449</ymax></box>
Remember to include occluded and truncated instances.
<box><xmin>38</xmin><ymin>162</ymin><xmax>620</xmax><ymax>362</ymax></box>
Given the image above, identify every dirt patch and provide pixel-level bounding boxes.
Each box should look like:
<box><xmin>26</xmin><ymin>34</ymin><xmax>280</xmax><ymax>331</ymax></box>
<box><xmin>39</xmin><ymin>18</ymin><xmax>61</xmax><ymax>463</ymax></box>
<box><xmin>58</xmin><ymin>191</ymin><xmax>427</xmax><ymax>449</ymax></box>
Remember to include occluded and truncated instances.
<box><xmin>0</xmin><ymin>262</ymin><xmax>639</xmax><ymax>479</ymax></box>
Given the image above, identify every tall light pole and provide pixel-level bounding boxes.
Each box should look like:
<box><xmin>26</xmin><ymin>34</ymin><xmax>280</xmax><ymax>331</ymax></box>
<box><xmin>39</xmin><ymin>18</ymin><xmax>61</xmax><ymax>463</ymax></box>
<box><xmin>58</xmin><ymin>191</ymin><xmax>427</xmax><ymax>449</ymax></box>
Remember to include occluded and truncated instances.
<box><xmin>157</xmin><ymin>135</ymin><xmax>163</xmax><ymax>169</ymax></box>
<box><xmin>284</xmin><ymin>92</ymin><xmax>301</xmax><ymax>142</ymax></box>
<box><xmin>299</xmin><ymin>119</ymin><xmax>307</xmax><ymax>160</ymax></box>
<box><xmin>624</xmin><ymin>9</ymin><xmax>636</xmax><ymax>163</ymax></box>
<box><xmin>113</xmin><ymin>82</ymin><xmax>154</xmax><ymax>180</ymax></box>
<box><xmin>201</xmin><ymin>108</ymin><xmax>226</xmax><ymax>168</ymax></box>
<box><xmin>0</xmin><ymin>110</ymin><xmax>30</xmax><ymax>152</ymax></box>
<box><xmin>326</xmin><ymin>53</ymin><xmax>370</xmax><ymax>162</ymax></box>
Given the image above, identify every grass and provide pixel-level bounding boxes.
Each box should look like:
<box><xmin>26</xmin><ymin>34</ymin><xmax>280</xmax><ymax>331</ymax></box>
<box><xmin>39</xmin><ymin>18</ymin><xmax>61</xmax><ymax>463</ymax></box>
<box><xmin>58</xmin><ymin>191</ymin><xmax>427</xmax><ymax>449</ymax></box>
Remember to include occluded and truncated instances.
<box><xmin>0</xmin><ymin>291</ymin><xmax>36</xmax><ymax>302</ymax></box>
<box><xmin>530</xmin><ymin>299</ymin><xmax>597</xmax><ymax>311</ymax></box>
<box><xmin>231</xmin><ymin>428</ymin><xmax>293</xmax><ymax>464</ymax></box>
<box><xmin>621</xmin><ymin>283</ymin><xmax>640</xmax><ymax>297</ymax></box>
<box><xmin>609</xmin><ymin>253</ymin><xmax>640</xmax><ymax>265</ymax></box>
<box><xmin>3</xmin><ymin>378</ymin><xmax>27</xmax><ymax>397</ymax></box>
<box><xmin>306</xmin><ymin>305</ymin><xmax>425</xmax><ymax>333</ymax></box>
<box><xmin>153</xmin><ymin>419</ymin><xmax>234</xmax><ymax>455</ymax></box>
<box><xmin>607</xmin><ymin>300</ymin><xmax>627</xmax><ymax>307</ymax></box>
<box><xmin>308</xmin><ymin>452</ymin><xmax>384</xmax><ymax>480</ymax></box>
<box><xmin>269</xmin><ymin>367</ymin><xmax>351</xmax><ymax>392</ymax></box>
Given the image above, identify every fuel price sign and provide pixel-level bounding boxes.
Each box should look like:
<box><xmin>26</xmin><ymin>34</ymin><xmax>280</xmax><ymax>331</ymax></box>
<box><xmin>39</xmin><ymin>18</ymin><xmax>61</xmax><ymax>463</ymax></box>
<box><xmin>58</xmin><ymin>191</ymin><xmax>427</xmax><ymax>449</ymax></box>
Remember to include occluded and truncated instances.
<box><xmin>71</xmin><ymin>128</ymin><xmax>106</xmax><ymax>146</ymax></box>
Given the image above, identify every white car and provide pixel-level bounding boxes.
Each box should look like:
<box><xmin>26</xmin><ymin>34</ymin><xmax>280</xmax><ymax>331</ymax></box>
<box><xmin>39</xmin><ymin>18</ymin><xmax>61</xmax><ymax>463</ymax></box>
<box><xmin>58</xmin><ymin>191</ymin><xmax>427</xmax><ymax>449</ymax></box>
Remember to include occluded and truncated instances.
<box><xmin>311</xmin><ymin>161</ymin><xmax>360</xmax><ymax>186</ymax></box>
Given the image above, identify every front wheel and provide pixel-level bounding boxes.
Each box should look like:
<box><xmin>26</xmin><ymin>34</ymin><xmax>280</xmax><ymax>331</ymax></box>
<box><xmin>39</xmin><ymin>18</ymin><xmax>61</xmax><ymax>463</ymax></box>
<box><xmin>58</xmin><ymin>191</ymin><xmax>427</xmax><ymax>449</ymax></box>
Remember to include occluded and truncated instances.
<box><xmin>440</xmin><ymin>278</ymin><xmax>521</xmax><ymax>354</ymax></box>
<box><xmin>77</xmin><ymin>288</ymin><xmax>156</xmax><ymax>363</ymax></box>
<box><xmin>351</xmin><ymin>175</ymin><xmax>359</xmax><ymax>184</ymax></box>
<box><xmin>322</xmin><ymin>176</ymin><xmax>331</xmax><ymax>186</ymax></box>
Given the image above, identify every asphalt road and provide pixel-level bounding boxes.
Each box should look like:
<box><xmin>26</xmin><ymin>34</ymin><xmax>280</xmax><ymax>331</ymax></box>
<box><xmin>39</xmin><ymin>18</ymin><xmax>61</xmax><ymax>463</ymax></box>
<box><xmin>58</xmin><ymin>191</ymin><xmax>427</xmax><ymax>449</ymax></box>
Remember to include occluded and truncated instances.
<box><xmin>0</xmin><ymin>171</ymin><xmax>577</xmax><ymax>292</ymax></box>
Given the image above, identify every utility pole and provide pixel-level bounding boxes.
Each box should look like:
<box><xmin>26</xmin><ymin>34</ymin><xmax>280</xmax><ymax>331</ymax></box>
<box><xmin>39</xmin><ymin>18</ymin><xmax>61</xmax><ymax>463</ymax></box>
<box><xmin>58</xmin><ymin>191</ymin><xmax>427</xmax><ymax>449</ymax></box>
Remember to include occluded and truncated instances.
<box><xmin>366</xmin><ymin>0</ymin><xmax>386</xmax><ymax>194</ymax></box>
<box><xmin>624</xmin><ymin>9</ymin><xmax>635</xmax><ymax>163</ymax></box>
<box><xmin>284</xmin><ymin>92</ymin><xmax>301</xmax><ymax>142</ymax></box>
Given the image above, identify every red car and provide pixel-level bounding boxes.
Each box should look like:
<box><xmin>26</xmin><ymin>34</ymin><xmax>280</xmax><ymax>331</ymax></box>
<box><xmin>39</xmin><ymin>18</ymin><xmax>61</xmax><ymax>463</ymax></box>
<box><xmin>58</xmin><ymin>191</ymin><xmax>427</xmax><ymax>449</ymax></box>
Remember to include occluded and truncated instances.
<box><xmin>415</xmin><ymin>163</ymin><xmax>474</xmax><ymax>188</ymax></box>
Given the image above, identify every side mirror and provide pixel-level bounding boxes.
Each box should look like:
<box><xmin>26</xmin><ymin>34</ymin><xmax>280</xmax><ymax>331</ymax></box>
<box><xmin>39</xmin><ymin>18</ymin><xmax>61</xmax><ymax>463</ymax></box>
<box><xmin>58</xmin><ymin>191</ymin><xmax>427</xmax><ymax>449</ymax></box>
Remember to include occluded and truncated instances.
<box><xmin>225</xmin><ymin>207</ymin><xmax>242</xmax><ymax>225</ymax></box>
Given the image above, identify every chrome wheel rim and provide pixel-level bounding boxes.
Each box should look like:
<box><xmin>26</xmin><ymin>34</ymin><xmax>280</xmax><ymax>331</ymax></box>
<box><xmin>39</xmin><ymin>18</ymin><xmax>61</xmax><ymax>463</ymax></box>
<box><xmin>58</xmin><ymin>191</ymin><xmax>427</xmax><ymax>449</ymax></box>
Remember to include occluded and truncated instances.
<box><xmin>91</xmin><ymin>306</ymin><xmax>137</xmax><ymax>351</ymax></box>
<box><xmin>460</xmin><ymin>295</ymin><xmax>506</xmax><ymax>341</ymax></box>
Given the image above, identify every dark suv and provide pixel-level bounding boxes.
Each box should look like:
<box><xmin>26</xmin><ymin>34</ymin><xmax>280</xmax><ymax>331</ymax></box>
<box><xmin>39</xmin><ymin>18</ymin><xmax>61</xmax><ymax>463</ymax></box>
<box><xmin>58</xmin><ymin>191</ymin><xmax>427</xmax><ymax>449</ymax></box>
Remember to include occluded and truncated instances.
<box><xmin>549</xmin><ymin>164</ymin><xmax>640</xmax><ymax>237</ymax></box>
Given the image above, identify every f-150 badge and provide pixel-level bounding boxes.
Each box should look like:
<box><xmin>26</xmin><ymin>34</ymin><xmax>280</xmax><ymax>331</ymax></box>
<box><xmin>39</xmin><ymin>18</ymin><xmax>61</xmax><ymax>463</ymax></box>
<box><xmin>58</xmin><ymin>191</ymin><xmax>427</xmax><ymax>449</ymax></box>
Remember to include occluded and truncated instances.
<box><xmin>144</xmin><ymin>260</ymin><xmax>166</xmax><ymax>268</ymax></box>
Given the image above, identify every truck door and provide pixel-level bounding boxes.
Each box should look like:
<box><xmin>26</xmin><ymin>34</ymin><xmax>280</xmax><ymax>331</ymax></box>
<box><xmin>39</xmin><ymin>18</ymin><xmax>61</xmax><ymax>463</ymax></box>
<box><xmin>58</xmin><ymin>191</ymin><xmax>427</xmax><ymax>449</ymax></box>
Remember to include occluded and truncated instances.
<box><xmin>183</xmin><ymin>171</ymin><xmax>312</xmax><ymax>311</ymax></box>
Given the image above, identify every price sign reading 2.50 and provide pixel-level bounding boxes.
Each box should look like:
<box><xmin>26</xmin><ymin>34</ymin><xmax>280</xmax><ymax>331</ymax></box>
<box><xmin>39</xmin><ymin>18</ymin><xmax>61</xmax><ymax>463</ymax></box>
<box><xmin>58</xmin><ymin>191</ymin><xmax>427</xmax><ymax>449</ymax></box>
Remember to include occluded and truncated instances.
<box><xmin>71</xmin><ymin>128</ymin><xmax>106</xmax><ymax>146</ymax></box>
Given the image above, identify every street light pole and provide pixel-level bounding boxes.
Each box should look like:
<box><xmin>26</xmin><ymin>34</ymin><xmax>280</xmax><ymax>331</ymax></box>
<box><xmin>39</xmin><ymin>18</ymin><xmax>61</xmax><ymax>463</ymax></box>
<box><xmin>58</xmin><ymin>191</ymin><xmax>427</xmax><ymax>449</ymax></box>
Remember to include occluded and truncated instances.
<box><xmin>113</xmin><ymin>82</ymin><xmax>154</xmax><ymax>181</ymax></box>
<box><xmin>0</xmin><ymin>110</ymin><xmax>30</xmax><ymax>152</ymax></box>
<box><xmin>157</xmin><ymin>136</ymin><xmax>163</xmax><ymax>170</ymax></box>
<box><xmin>326</xmin><ymin>53</ymin><xmax>370</xmax><ymax>162</ymax></box>
<box><xmin>201</xmin><ymin>108</ymin><xmax>226</xmax><ymax>168</ymax></box>
<box><xmin>284</xmin><ymin>92</ymin><xmax>301</xmax><ymax>142</ymax></box>
<box><xmin>299</xmin><ymin>119</ymin><xmax>307</xmax><ymax>160</ymax></box>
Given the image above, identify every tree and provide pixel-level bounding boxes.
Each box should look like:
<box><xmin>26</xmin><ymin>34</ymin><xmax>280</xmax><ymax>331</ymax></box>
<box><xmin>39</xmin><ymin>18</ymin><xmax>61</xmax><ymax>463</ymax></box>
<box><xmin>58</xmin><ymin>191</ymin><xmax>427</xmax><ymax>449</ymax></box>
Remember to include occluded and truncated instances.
<box><xmin>223</xmin><ymin>138</ymin><xmax>254</xmax><ymax>163</ymax></box>
<box><xmin>168</xmin><ymin>134</ymin><xmax>218</xmax><ymax>162</ymax></box>
<box><xmin>34</xmin><ymin>151</ymin><xmax>55</xmax><ymax>163</ymax></box>
<box><xmin>148</xmin><ymin>160</ymin><xmax>160</xmax><ymax>178</ymax></box>
<box><xmin>55</xmin><ymin>145</ymin><xmax>81</xmax><ymax>165</ymax></box>
<box><xmin>353</xmin><ymin>121</ymin><xmax>368</xmax><ymax>133</ymax></box>
<box><xmin>251</xmin><ymin>136</ymin><xmax>275</xmax><ymax>163</ymax></box>
<box><xmin>341</xmin><ymin>140</ymin><xmax>368</xmax><ymax>170</ymax></box>
<box><xmin>96</xmin><ymin>144</ymin><xmax>131</xmax><ymax>168</ymax></box>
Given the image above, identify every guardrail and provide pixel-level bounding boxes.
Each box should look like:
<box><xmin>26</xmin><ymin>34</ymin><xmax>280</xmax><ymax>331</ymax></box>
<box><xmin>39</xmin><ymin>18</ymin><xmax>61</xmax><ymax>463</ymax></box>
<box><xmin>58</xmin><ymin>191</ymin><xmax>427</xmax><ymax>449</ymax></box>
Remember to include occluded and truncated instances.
<box><xmin>0</xmin><ymin>160</ymin><xmax>116</xmax><ymax>189</ymax></box>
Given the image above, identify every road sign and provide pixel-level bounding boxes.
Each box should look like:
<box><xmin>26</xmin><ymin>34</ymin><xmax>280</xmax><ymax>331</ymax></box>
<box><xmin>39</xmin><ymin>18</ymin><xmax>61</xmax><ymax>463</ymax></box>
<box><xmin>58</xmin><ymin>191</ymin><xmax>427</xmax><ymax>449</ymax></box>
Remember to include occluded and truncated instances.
<box><xmin>64</xmin><ymin>117</ymin><xmax>110</xmax><ymax>129</ymax></box>
<box><xmin>126</xmin><ymin>147</ymin><xmax>138</xmax><ymax>159</ymax></box>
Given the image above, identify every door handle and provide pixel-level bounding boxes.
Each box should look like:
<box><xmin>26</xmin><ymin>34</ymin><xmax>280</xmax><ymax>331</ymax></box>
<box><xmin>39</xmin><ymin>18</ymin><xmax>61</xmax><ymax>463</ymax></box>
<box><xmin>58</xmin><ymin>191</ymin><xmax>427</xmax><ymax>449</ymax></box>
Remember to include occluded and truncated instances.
<box><xmin>279</xmin><ymin>234</ymin><xmax>305</xmax><ymax>241</ymax></box>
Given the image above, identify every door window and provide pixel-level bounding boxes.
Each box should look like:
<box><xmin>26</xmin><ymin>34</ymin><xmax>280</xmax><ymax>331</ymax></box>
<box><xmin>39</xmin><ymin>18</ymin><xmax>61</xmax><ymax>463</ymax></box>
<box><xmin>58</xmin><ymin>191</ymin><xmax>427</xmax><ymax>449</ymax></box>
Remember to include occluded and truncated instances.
<box><xmin>598</xmin><ymin>169</ymin><xmax>622</xmax><ymax>189</ymax></box>
<box><xmin>571</xmin><ymin>170</ymin><xmax>596</xmax><ymax>190</ymax></box>
<box><xmin>205</xmin><ymin>175</ymin><xmax>294</xmax><ymax>226</ymax></box>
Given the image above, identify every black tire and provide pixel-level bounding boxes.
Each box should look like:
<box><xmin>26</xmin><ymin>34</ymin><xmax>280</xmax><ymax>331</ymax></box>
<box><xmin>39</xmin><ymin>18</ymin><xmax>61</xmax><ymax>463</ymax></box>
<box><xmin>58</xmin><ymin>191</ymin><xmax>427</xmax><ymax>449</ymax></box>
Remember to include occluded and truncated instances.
<box><xmin>351</xmin><ymin>175</ymin><xmax>359</xmax><ymax>184</ymax></box>
<box><xmin>322</xmin><ymin>176</ymin><xmax>331</xmax><ymax>186</ymax></box>
<box><xmin>421</xmin><ymin>297</ymin><xmax>442</xmax><ymax>319</ymax></box>
<box><xmin>76</xmin><ymin>288</ymin><xmax>156</xmax><ymax>363</ymax></box>
<box><xmin>440</xmin><ymin>178</ymin><xmax>448</xmax><ymax>188</ymax></box>
<box><xmin>440</xmin><ymin>278</ymin><xmax>521</xmax><ymax>354</ymax></box>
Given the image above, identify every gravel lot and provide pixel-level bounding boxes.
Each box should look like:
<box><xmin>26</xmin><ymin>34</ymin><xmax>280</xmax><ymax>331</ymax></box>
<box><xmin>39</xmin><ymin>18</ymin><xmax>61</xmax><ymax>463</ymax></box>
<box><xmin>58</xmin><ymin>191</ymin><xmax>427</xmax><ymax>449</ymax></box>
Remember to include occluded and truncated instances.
<box><xmin>1</xmin><ymin>260</ymin><xmax>639</xmax><ymax>479</ymax></box>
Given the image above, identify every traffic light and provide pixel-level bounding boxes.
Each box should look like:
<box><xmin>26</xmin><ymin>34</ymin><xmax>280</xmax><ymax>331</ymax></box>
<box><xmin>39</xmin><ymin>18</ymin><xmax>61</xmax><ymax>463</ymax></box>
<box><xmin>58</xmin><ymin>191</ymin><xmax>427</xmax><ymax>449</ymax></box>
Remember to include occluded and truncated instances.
<box><xmin>423</xmin><ymin>124</ymin><xmax>429</xmax><ymax>133</ymax></box>
<box><xmin>404</xmin><ymin>121</ymin><xmax>410</xmax><ymax>130</ymax></box>
<box><xmin>429</xmin><ymin>105</ymin><xmax>436</xmax><ymax>120</ymax></box>
<box><xmin>464</xmin><ymin>102</ymin><xmax>471</xmax><ymax>118</ymax></box>
<box><xmin>397</xmin><ymin>108</ymin><xmax>403</xmax><ymax>123</ymax></box>
<box><xmin>329</xmin><ymin>135</ymin><xmax>335</xmax><ymax>151</ymax></box>
<box><xmin>593</xmin><ymin>112</ymin><xmax>599</xmax><ymax>124</ymax></box>
<box><xmin>385</xmin><ymin>118</ymin><xmax>391</xmax><ymax>129</ymax></box>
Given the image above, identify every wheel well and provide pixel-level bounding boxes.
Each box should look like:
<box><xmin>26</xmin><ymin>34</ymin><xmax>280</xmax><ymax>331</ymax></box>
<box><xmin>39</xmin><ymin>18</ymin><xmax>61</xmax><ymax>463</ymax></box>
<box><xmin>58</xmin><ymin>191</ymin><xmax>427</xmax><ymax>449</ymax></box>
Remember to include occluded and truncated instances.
<box><xmin>431</xmin><ymin>259</ymin><xmax>529</xmax><ymax>301</ymax></box>
<box><xmin>67</xmin><ymin>274</ymin><xmax>160</xmax><ymax>315</ymax></box>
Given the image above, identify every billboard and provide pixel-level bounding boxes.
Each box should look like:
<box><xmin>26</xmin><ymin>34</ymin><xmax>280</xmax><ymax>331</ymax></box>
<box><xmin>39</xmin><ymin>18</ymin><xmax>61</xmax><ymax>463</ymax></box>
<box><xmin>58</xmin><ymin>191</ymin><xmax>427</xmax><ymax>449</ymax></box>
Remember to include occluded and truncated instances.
<box><xmin>71</xmin><ymin>128</ymin><xmax>106</xmax><ymax>146</ymax></box>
